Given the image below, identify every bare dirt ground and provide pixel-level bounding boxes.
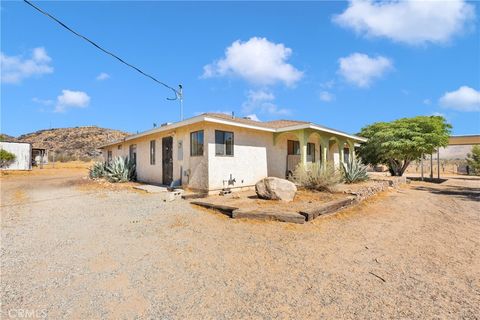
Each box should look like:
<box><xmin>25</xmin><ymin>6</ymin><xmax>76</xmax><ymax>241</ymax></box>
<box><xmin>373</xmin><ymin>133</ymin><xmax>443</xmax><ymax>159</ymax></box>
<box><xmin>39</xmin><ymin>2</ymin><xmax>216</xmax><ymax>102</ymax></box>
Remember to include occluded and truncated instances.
<box><xmin>1</xmin><ymin>166</ymin><xmax>479</xmax><ymax>319</ymax></box>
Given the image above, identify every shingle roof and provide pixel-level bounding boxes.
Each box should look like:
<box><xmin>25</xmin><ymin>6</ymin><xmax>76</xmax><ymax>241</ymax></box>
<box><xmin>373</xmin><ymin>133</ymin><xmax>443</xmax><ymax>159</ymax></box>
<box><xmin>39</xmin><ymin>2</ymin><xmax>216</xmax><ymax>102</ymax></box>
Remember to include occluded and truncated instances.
<box><xmin>203</xmin><ymin>113</ymin><xmax>308</xmax><ymax>129</ymax></box>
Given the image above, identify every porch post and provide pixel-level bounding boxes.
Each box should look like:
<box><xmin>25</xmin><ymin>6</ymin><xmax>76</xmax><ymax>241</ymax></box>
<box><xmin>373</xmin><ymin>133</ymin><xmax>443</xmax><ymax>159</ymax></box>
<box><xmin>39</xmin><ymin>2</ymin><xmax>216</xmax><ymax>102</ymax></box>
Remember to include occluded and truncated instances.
<box><xmin>319</xmin><ymin>136</ymin><xmax>329</xmax><ymax>170</ymax></box>
<box><xmin>337</xmin><ymin>139</ymin><xmax>346</xmax><ymax>164</ymax></box>
<box><xmin>298</xmin><ymin>130</ymin><xmax>308</xmax><ymax>165</ymax></box>
<box><xmin>347</xmin><ymin>140</ymin><xmax>355</xmax><ymax>162</ymax></box>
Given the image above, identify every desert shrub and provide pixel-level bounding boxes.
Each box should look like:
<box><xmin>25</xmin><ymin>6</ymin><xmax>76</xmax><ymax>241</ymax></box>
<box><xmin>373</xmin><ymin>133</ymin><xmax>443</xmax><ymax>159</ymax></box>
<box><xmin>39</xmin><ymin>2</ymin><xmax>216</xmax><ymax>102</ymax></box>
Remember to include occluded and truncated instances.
<box><xmin>341</xmin><ymin>158</ymin><xmax>369</xmax><ymax>184</ymax></box>
<box><xmin>290</xmin><ymin>162</ymin><xmax>341</xmax><ymax>192</ymax></box>
<box><xmin>89</xmin><ymin>157</ymin><xmax>136</xmax><ymax>182</ymax></box>
<box><xmin>89</xmin><ymin>161</ymin><xmax>107</xmax><ymax>179</ymax></box>
<box><xmin>105</xmin><ymin>157</ymin><xmax>136</xmax><ymax>182</ymax></box>
<box><xmin>53</xmin><ymin>152</ymin><xmax>77</xmax><ymax>162</ymax></box>
<box><xmin>466</xmin><ymin>145</ymin><xmax>480</xmax><ymax>175</ymax></box>
<box><xmin>78</xmin><ymin>155</ymin><xmax>92</xmax><ymax>162</ymax></box>
<box><xmin>0</xmin><ymin>149</ymin><xmax>16</xmax><ymax>168</ymax></box>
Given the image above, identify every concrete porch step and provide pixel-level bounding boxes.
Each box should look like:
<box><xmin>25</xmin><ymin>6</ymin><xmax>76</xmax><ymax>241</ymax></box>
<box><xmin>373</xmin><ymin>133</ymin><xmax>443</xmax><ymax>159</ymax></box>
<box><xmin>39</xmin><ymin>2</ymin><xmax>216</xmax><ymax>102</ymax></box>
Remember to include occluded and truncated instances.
<box><xmin>133</xmin><ymin>184</ymin><xmax>184</xmax><ymax>202</ymax></box>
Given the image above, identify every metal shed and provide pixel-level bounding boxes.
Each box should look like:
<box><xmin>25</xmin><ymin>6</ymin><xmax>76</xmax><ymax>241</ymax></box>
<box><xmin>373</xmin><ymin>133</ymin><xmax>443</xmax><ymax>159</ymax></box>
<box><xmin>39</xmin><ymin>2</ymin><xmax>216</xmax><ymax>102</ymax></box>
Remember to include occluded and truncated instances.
<box><xmin>0</xmin><ymin>142</ymin><xmax>32</xmax><ymax>170</ymax></box>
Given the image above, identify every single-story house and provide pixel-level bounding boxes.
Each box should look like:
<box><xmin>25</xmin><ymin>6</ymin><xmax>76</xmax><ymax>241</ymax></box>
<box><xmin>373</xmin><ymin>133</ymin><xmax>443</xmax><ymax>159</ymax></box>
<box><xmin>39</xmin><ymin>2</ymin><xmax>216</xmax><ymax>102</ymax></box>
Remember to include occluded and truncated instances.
<box><xmin>100</xmin><ymin>113</ymin><xmax>366</xmax><ymax>193</ymax></box>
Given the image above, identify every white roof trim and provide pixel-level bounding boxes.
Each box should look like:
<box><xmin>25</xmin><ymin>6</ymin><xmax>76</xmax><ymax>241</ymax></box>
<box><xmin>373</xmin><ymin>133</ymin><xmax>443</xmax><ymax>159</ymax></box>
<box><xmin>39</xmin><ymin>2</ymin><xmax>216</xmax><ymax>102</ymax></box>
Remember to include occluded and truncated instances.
<box><xmin>100</xmin><ymin>115</ymin><xmax>365</xmax><ymax>148</ymax></box>
<box><xmin>276</xmin><ymin>123</ymin><xmax>366</xmax><ymax>142</ymax></box>
<box><xmin>203</xmin><ymin>116</ymin><xmax>276</xmax><ymax>132</ymax></box>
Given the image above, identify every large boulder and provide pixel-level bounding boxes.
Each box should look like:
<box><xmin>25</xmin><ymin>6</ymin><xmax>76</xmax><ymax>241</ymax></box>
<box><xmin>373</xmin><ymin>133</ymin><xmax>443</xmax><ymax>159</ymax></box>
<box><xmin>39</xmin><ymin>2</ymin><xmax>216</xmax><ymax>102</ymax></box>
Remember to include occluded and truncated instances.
<box><xmin>255</xmin><ymin>177</ymin><xmax>297</xmax><ymax>202</ymax></box>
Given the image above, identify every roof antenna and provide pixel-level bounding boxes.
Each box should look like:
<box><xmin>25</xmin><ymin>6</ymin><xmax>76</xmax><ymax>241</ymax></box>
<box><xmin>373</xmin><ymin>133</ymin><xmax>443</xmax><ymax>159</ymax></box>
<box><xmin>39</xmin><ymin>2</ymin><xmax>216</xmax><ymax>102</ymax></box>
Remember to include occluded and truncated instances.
<box><xmin>167</xmin><ymin>84</ymin><xmax>183</xmax><ymax>121</ymax></box>
<box><xmin>232</xmin><ymin>111</ymin><xmax>235</xmax><ymax>119</ymax></box>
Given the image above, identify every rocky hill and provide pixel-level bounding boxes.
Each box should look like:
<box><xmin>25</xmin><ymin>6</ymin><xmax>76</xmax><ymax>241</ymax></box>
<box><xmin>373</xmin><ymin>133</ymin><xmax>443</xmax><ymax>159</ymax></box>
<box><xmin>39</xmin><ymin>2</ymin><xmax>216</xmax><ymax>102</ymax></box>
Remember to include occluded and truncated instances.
<box><xmin>3</xmin><ymin>126</ymin><xmax>130</xmax><ymax>161</ymax></box>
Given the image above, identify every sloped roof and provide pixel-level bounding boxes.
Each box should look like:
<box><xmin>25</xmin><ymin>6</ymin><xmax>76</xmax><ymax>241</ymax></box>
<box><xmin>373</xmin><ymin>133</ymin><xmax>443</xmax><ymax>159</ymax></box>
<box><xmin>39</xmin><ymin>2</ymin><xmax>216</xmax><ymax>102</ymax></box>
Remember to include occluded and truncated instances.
<box><xmin>100</xmin><ymin>112</ymin><xmax>365</xmax><ymax>148</ymax></box>
<box><xmin>203</xmin><ymin>113</ymin><xmax>308</xmax><ymax>129</ymax></box>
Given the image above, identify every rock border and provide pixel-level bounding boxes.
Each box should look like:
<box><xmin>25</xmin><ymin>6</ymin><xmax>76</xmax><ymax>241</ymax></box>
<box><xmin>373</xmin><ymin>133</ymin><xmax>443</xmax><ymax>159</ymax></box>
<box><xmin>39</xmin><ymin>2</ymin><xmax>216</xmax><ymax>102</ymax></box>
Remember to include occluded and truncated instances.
<box><xmin>191</xmin><ymin>177</ymin><xmax>406</xmax><ymax>224</ymax></box>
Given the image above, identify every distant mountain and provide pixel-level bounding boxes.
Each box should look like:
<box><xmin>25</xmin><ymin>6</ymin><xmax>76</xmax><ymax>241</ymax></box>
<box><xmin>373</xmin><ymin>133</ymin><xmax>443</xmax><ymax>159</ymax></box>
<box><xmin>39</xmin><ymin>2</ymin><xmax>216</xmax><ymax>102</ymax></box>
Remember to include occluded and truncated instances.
<box><xmin>3</xmin><ymin>126</ymin><xmax>130</xmax><ymax>161</ymax></box>
<box><xmin>0</xmin><ymin>134</ymin><xmax>19</xmax><ymax>142</ymax></box>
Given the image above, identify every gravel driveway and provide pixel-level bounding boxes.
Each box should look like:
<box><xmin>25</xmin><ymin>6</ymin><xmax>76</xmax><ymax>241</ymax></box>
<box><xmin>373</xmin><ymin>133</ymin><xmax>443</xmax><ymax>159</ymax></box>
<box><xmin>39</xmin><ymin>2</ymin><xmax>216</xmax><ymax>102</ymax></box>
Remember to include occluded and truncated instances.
<box><xmin>1</xmin><ymin>168</ymin><xmax>479</xmax><ymax>319</ymax></box>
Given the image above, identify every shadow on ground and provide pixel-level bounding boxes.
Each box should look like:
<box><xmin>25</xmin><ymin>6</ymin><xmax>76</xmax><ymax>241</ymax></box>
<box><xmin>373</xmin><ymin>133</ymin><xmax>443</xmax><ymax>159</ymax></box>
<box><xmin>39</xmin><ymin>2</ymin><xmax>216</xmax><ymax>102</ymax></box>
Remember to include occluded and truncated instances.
<box><xmin>407</xmin><ymin>177</ymin><xmax>447</xmax><ymax>184</ymax></box>
<box><xmin>414</xmin><ymin>185</ymin><xmax>480</xmax><ymax>202</ymax></box>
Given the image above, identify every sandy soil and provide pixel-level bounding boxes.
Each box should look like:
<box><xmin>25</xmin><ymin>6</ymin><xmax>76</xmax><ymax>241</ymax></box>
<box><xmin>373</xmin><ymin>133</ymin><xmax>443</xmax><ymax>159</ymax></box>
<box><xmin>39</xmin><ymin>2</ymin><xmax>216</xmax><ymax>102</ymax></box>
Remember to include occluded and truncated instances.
<box><xmin>1</xmin><ymin>168</ymin><xmax>479</xmax><ymax>319</ymax></box>
<box><xmin>206</xmin><ymin>189</ymin><xmax>344</xmax><ymax>212</ymax></box>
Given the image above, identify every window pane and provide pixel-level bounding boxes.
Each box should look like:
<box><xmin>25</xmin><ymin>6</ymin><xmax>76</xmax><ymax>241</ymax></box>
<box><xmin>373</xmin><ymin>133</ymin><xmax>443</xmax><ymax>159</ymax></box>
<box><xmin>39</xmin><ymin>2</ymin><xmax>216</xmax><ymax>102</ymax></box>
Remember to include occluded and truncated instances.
<box><xmin>307</xmin><ymin>143</ymin><xmax>315</xmax><ymax>162</ymax></box>
<box><xmin>150</xmin><ymin>140</ymin><xmax>155</xmax><ymax>165</ymax></box>
<box><xmin>225</xmin><ymin>132</ymin><xmax>234</xmax><ymax>155</ymax></box>
<box><xmin>215</xmin><ymin>131</ymin><xmax>225</xmax><ymax>155</ymax></box>
<box><xmin>198</xmin><ymin>131</ymin><xmax>204</xmax><ymax>155</ymax></box>
<box><xmin>191</xmin><ymin>130</ymin><xmax>204</xmax><ymax>156</ymax></box>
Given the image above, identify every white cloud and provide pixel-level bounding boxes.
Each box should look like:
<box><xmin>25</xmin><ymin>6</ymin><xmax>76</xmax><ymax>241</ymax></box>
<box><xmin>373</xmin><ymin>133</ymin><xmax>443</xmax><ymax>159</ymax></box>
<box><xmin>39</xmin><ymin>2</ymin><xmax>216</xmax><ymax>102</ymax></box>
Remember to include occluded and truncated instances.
<box><xmin>319</xmin><ymin>91</ymin><xmax>335</xmax><ymax>102</ymax></box>
<box><xmin>245</xmin><ymin>114</ymin><xmax>260</xmax><ymax>122</ymax></box>
<box><xmin>55</xmin><ymin>90</ymin><xmax>90</xmax><ymax>113</ymax></box>
<box><xmin>423</xmin><ymin>99</ymin><xmax>432</xmax><ymax>105</ymax></box>
<box><xmin>320</xmin><ymin>80</ymin><xmax>335</xmax><ymax>89</ymax></box>
<box><xmin>432</xmin><ymin>112</ymin><xmax>446</xmax><ymax>118</ymax></box>
<box><xmin>202</xmin><ymin>37</ymin><xmax>303</xmax><ymax>87</ymax></box>
<box><xmin>338</xmin><ymin>53</ymin><xmax>393</xmax><ymax>88</ymax></box>
<box><xmin>96</xmin><ymin>72</ymin><xmax>110</xmax><ymax>81</ymax></box>
<box><xmin>241</xmin><ymin>89</ymin><xmax>290</xmax><ymax>116</ymax></box>
<box><xmin>333</xmin><ymin>0</ymin><xmax>475</xmax><ymax>45</ymax></box>
<box><xmin>1</xmin><ymin>47</ymin><xmax>53</xmax><ymax>84</ymax></box>
<box><xmin>439</xmin><ymin>86</ymin><xmax>480</xmax><ymax>112</ymax></box>
<box><xmin>32</xmin><ymin>97</ymin><xmax>54</xmax><ymax>106</ymax></box>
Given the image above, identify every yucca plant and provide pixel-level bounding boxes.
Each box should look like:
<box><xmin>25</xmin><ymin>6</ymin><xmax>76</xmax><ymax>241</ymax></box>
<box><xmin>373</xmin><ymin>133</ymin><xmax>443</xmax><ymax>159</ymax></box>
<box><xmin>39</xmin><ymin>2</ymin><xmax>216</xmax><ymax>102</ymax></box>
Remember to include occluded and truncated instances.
<box><xmin>290</xmin><ymin>162</ymin><xmax>341</xmax><ymax>192</ymax></box>
<box><xmin>341</xmin><ymin>158</ymin><xmax>369</xmax><ymax>184</ymax></box>
<box><xmin>105</xmin><ymin>156</ymin><xmax>136</xmax><ymax>183</ymax></box>
<box><xmin>89</xmin><ymin>161</ymin><xmax>107</xmax><ymax>179</ymax></box>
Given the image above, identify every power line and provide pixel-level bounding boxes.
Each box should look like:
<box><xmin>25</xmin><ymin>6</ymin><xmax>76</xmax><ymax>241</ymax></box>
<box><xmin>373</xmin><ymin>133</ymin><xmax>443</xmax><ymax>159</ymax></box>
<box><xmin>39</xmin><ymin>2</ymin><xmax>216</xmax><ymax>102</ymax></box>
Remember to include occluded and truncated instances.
<box><xmin>23</xmin><ymin>0</ymin><xmax>181</xmax><ymax>100</ymax></box>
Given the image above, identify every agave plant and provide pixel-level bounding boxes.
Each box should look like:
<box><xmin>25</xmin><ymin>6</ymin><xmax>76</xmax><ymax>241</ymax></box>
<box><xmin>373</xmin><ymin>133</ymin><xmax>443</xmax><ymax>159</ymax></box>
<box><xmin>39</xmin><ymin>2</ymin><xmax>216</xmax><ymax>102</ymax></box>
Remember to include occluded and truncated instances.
<box><xmin>89</xmin><ymin>161</ymin><xmax>107</xmax><ymax>179</ymax></box>
<box><xmin>105</xmin><ymin>156</ymin><xmax>136</xmax><ymax>183</ymax></box>
<box><xmin>341</xmin><ymin>158</ymin><xmax>369</xmax><ymax>184</ymax></box>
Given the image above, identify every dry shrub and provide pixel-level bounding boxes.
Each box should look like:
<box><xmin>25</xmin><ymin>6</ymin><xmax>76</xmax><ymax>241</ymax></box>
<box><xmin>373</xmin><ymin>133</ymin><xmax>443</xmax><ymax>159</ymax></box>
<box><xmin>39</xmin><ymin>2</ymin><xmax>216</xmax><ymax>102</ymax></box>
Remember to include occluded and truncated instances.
<box><xmin>290</xmin><ymin>162</ymin><xmax>341</xmax><ymax>192</ymax></box>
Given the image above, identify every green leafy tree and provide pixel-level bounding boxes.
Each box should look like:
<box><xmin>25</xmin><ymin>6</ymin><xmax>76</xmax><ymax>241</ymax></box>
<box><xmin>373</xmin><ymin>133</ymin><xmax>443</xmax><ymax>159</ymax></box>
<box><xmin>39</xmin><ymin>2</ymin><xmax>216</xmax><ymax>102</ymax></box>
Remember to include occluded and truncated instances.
<box><xmin>466</xmin><ymin>145</ymin><xmax>480</xmax><ymax>175</ymax></box>
<box><xmin>357</xmin><ymin>116</ymin><xmax>451</xmax><ymax>176</ymax></box>
<box><xmin>0</xmin><ymin>149</ymin><xmax>16</xmax><ymax>168</ymax></box>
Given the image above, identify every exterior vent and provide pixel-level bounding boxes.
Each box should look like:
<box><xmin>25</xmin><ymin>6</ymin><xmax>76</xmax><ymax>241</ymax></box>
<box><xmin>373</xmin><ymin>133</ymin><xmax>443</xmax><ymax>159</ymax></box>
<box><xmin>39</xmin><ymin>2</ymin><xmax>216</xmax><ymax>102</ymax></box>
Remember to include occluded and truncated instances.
<box><xmin>160</xmin><ymin>122</ymin><xmax>172</xmax><ymax>127</ymax></box>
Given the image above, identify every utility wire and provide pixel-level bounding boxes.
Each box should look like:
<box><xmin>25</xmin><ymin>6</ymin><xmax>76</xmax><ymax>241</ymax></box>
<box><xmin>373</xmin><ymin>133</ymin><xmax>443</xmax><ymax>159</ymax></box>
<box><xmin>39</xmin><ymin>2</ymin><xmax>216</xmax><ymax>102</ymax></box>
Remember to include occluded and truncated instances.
<box><xmin>23</xmin><ymin>0</ymin><xmax>181</xmax><ymax>99</ymax></box>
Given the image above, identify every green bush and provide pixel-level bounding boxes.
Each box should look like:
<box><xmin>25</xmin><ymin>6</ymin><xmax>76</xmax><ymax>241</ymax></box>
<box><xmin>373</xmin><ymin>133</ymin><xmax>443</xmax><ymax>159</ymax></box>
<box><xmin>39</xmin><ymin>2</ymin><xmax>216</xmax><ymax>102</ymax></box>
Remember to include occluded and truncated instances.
<box><xmin>89</xmin><ymin>161</ymin><xmax>107</xmax><ymax>179</ymax></box>
<box><xmin>89</xmin><ymin>157</ymin><xmax>136</xmax><ymax>182</ymax></box>
<box><xmin>466</xmin><ymin>145</ymin><xmax>480</xmax><ymax>176</ymax></box>
<box><xmin>341</xmin><ymin>158</ymin><xmax>369</xmax><ymax>184</ymax></box>
<box><xmin>0</xmin><ymin>149</ymin><xmax>16</xmax><ymax>168</ymax></box>
<box><xmin>105</xmin><ymin>157</ymin><xmax>136</xmax><ymax>182</ymax></box>
<box><xmin>290</xmin><ymin>162</ymin><xmax>341</xmax><ymax>192</ymax></box>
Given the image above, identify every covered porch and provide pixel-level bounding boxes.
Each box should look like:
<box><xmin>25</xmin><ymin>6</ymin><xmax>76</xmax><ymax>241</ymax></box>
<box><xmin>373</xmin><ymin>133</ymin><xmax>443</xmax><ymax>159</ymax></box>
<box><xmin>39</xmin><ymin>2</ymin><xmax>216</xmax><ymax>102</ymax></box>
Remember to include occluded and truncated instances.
<box><xmin>273</xmin><ymin>126</ymin><xmax>365</xmax><ymax>176</ymax></box>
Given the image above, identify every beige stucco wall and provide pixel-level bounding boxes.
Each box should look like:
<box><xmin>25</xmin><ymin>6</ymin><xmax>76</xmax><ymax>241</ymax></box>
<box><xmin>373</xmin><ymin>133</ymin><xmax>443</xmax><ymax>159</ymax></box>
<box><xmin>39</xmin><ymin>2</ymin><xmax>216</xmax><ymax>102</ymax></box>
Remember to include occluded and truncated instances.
<box><xmin>102</xmin><ymin>122</ymin><xmax>208</xmax><ymax>190</ymax></box>
<box><xmin>102</xmin><ymin>122</ymin><xmax>345</xmax><ymax>192</ymax></box>
<box><xmin>205</xmin><ymin>123</ymin><xmax>270</xmax><ymax>191</ymax></box>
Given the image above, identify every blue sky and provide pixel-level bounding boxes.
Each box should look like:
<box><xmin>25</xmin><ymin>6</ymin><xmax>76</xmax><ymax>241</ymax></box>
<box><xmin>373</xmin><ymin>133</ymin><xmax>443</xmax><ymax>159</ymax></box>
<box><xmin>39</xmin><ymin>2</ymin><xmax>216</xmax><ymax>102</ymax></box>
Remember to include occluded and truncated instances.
<box><xmin>1</xmin><ymin>1</ymin><xmax>479</xmax><ymax>136</ymax></box>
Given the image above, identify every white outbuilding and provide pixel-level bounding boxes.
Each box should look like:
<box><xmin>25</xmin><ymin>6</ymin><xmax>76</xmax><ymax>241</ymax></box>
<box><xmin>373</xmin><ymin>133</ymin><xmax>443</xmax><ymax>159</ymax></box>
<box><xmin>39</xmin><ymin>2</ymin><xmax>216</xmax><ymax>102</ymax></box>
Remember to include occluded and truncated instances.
<box><xmin>0</xmin><ymin>142</ymin><xmax>32</xmax><ymax>170</ymax></box>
